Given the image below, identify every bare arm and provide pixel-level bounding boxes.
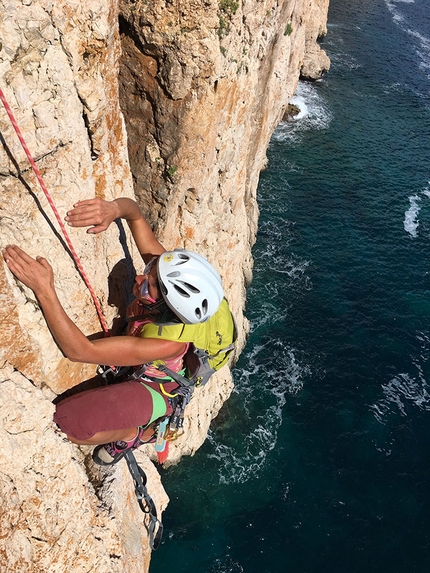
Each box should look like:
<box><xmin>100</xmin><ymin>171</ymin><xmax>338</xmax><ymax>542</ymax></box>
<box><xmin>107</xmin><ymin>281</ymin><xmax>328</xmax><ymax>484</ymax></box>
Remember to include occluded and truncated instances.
<box><xmin>65</xmin><ymin>198</ymin><xmax>166</xmax><ymax>263</ymax></box>
<box><xmin>2</xmin><ymin>245</ymin><xmax>185</xmax><ymax>366</ymax></box>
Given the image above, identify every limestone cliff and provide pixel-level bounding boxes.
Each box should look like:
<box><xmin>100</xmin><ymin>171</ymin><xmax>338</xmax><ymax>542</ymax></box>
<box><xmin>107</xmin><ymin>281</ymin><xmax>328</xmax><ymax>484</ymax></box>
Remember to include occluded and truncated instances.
<box><xmin>0</xmin><ymin>0</ymin><xmax>329</xmax><ymax>571</ymax></box>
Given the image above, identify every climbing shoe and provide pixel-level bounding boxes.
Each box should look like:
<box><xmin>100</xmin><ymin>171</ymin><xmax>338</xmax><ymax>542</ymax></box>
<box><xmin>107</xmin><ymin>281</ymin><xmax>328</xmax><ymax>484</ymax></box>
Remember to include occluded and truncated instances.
<box><xmin>93</xmin><ymin>427</ymin><xmax>148</xmax><ymax>466</ymax></box>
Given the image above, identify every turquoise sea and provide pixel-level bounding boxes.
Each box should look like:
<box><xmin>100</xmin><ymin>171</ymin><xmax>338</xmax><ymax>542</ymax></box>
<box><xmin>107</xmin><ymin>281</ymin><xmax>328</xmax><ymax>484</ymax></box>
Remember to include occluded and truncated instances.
<box><xmin>151</xmin><ymin>0</ymin><xmax>430</xmax><ymax>571</ymax></box>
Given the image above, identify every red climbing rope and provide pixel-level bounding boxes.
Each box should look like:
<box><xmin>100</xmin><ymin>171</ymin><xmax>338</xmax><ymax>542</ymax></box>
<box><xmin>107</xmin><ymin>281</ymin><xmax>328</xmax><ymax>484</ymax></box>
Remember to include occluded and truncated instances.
<box><xmin>0</xmin><ymin>88</ymin><xmax>110</xmax><ymax>335</ymax></box>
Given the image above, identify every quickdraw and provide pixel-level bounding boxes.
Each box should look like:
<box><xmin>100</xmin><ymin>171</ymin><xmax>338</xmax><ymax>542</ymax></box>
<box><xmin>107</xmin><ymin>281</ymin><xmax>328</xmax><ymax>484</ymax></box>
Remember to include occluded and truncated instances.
<box><xmin>166</xmin><ymin>386</ymin><xmax>193</xmax><ymax>441</ymax></box>
<box><xmin>124</xmin><ymin>450</ymin><xmax>163</xmax><ymax>551</ymax></box>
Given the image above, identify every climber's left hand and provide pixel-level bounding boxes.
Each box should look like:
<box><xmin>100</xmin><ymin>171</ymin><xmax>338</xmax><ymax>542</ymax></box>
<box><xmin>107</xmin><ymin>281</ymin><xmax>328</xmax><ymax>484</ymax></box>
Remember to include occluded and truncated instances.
<box><xmin>65</xmin><ymin>198</ymin><xmax>120</xmax><ymax>234</ymax></box>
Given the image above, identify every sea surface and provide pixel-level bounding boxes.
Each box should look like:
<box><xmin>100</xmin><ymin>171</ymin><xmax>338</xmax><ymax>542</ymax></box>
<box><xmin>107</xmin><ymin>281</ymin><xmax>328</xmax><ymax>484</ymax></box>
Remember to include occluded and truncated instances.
<box><xmin>151</xmin><ymin>0</ymin><xmax>430</xmax><ymax>571</ymax></box>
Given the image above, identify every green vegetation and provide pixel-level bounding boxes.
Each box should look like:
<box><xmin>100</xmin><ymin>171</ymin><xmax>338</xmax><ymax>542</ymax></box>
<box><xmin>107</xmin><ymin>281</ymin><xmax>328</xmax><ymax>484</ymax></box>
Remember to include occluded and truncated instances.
<box><xmin>167</xmin><ymin>165</ymin><xmax>178</xmax><ymax>180</ymax></box>
<box><xmin>284</xmin><ymin>20</ymin><xmax>293</xmax><ymax>36</ymax></box>
<box><xmin>217</xmin><ymin>0</ymin><xmax>239</xmax><ymax>49</ymax></box>
<box><xmin>218</xmin><ymin>16</ymin><xmax>228</xmax><ymax>39</ymax></box>
<box><xmin>220</xmin><ymin>0</ymin><xmax>239</xmax><ymax>15</ymax></box>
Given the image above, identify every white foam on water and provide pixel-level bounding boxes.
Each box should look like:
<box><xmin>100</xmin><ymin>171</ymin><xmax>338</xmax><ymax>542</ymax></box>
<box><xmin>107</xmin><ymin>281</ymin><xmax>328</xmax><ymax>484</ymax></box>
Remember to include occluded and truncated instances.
<box><xmin>383</xmin><ymin>82</ymin><xmax>407</xmax><ymax>94</ymax></box>
<box><xmin>403</xmin><ymin>183</ymin><xmax>430</xmax><ymax>237</ymax></box>
<box><xmin>331</xmin><ymin>51</ymin><xmax>362</xmax><ymax>71</ymax></box>
<box><xmin>385</xmin><ymin>0</ymin><xmax>430</xmax><ymax>78</ymax></box>
<box><xmin>386</xmin><ymin>0</ymin><xmax>415</xmax><ymax>21</ymax></box>
<box><xmin>248</xmin><ymin>216</ymin><xmax>311</xmax><ymax>332</ymax></box>
<box><xmin>208</xmin><ymin>556</ymin><xmax>244</xmax><ymax>573</ymax></box>
<box><xmin>247</xmin><ymin>275</ymin><xmax>310</xmax><ymax>333</ymax></box>
<box><xmin>273</xmin><ymin>82</ymin><xmax>332</xmax><ymax>143</ymax></box>
<box><xmin>208</xmin><ymin>341</ymin><xmax>310</xmax><ymax>484</ymax></box>
<box><xmin>289</xmin><ymin>95</ymin><xmax>308</xmax><ymax>119</ymax></box>
<box><xmin>423</xmin><ymin>181</ymin><xmax>430</xmax><ymax>198</ymax></box>
<box><xmin>406</xmin><ymin>29</ymin><xmax>430</xmax><ymax>76</ymax></box>
<box><xmin>323</xmin><ymin>34</ymin><xmax>362</xmax><ymax>71</ymax></box>
<box><xmin>370</xmin><ymin>331</ymin><xmax>430</xmax><ymax>423</ymax></box>
<box><xmin>247</xmin><ymin>302</ymin><xmax>280</xmax><ymax>333</ymax></box>
<box><xmin>385</xmin><ymin>1</ymin><xmax>405</xmax><ymax>22</ymax></box>
<box><xmin>404</xmin><ymin>194</ymin><xmax>421</xmax><ymax>237</ymax></box>
<box><xmin>370</xmin><ymin>370</ymin><xmax>430</xmax><ymax>423</ymax></box>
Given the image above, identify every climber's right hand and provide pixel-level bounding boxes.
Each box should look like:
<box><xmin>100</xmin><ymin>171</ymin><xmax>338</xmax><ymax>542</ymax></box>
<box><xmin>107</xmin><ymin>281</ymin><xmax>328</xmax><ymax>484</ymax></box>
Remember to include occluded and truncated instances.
<box><xmin>2</xmin><ymin>245</ymin><xmax>55</xmax><ymax>296</ymax></box>
<box><xmin>65</xmin><ymin>198</ymin><xmax>121</xmax><ymax>234</ymax></box>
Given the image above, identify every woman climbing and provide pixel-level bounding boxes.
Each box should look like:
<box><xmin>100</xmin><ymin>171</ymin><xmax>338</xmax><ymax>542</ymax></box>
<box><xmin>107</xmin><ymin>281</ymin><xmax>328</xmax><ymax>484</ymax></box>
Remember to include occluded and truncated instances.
<box><xmin>2</xmin><ymin>197</ymin><xmax>224</xmax><ymax>465</ymax></box>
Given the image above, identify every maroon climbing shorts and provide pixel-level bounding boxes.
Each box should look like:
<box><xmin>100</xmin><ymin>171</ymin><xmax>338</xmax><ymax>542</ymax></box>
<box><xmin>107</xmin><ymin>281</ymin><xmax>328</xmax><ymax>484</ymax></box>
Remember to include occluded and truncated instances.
<box><xmin>53</xmin><ymin>379</ymin><xmax>177</xmax><ymax>441</ymax></box>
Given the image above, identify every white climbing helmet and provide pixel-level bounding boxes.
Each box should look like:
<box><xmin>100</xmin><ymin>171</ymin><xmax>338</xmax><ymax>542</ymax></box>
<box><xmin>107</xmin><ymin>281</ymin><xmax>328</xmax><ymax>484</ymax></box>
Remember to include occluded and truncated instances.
<box><xmin>157</xmin><ymin>249</ymin><xmax>224</xmax><ymax>323</ymax></box>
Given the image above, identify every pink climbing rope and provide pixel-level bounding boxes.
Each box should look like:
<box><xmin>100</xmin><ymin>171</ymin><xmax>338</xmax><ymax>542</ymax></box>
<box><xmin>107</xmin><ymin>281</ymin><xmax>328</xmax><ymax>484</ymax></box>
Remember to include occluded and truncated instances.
<box><xmin>0</xmin><ymin>88</ymin><xmax>110</xmax><ymax>335</ymax></box>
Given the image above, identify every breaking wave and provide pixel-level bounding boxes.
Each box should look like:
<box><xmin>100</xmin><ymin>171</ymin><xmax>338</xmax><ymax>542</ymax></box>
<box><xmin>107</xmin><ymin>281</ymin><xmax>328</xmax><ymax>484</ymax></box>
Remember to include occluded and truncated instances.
<box><xmin>273</xmin><ymin>82</ymin><xmax>332</xmax><ymax>143</ymax></box>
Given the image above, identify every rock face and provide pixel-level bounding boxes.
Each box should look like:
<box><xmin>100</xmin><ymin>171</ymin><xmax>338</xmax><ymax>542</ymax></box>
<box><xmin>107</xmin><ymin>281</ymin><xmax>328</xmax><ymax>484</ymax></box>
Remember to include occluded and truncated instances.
<box><xmin>0</xmin><ymin>0</ymin><xmax>329</xmax><ymax>571</ymax></box>
<box><xmin>301</xmin><ymin>0</ymin><xmax>331</xmax><ymax>80</ymax></box>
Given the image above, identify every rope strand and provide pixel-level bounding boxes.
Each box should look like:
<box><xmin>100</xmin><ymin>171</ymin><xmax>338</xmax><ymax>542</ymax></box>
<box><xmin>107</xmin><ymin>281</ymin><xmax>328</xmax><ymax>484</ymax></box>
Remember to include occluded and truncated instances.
<box><xmin>0</xmin><ymin>88</ymin><xmax>110</xmax><ymax>335</ymax></box>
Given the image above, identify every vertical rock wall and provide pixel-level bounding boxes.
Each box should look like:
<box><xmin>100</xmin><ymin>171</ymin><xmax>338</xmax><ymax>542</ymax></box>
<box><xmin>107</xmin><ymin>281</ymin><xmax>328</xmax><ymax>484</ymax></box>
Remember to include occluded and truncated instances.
<box><xmin>0</xmin><ymin>0</ymin><xmax>329</xmax><ymax>571</ymax></box>
<box><xmin>0</xmin><ymin>1</ymin><xmax>161</xmax><ymax>571</ymax></box>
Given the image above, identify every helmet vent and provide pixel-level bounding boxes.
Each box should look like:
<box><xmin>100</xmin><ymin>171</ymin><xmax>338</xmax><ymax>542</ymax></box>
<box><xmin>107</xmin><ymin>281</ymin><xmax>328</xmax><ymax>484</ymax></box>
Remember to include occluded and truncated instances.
<box><xmin>181</xmin><ymin>281</ymin><xmax>200</xmax><ymax>294</ymax></box>
<box><xmin>176</xmin><ymin>253</ymin><xmax>190</xmax><ymax>264</ymax></box>
<box><xmin>202</xmin><ymin>299</ymin><xmax>208</xmax><ymax>314</ymax></box>
<box><xmin>172</xmin><ymin>283</ymin><xmax>191</xmax><ymax>298</ymax></box>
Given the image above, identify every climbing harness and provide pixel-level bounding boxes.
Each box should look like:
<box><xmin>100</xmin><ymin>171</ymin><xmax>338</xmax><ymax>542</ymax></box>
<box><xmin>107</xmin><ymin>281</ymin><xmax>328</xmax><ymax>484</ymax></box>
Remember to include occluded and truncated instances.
<box><xmin>0</xmin><ymin>88</ymin><xmax>109</xmax><ymax>335</ymax></box>
<box><xmin>124</xmin><ymin>450</ymin><xmax>163</xmax><ymax>551</ymax></box>
<box><xmin>0</xmin><ymin>89</ymin><xmax>162</xmax><ymax>543</ymax></box>
<box><xmin>104</xmin><ymin>360</ymin><xmax>194</xmax><ymax>457</ymax></box>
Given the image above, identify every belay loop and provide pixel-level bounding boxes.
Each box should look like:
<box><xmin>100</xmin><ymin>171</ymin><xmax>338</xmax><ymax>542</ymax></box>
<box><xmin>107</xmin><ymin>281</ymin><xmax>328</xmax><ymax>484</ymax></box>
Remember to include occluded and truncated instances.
<box><xmin>124</xmin><ymin>450</ymin><xmax>164</xmax><ymax>550</ymax></box>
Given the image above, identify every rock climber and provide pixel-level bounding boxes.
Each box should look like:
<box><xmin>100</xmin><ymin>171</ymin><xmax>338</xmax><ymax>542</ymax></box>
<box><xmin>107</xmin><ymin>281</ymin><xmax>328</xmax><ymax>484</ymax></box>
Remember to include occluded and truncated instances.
<box><xmin>2</xmin><ymin>197</ymin><xmax>224</xmax><ymax>465</ymax></box>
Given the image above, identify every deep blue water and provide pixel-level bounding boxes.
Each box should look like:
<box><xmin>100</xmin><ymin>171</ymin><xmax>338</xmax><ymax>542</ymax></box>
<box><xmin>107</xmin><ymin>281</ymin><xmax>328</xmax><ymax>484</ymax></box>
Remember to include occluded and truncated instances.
<box><xmin>151</xmin><ymin>0</ymin><xmax>430</xmax><ymax>571</ymax></box>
